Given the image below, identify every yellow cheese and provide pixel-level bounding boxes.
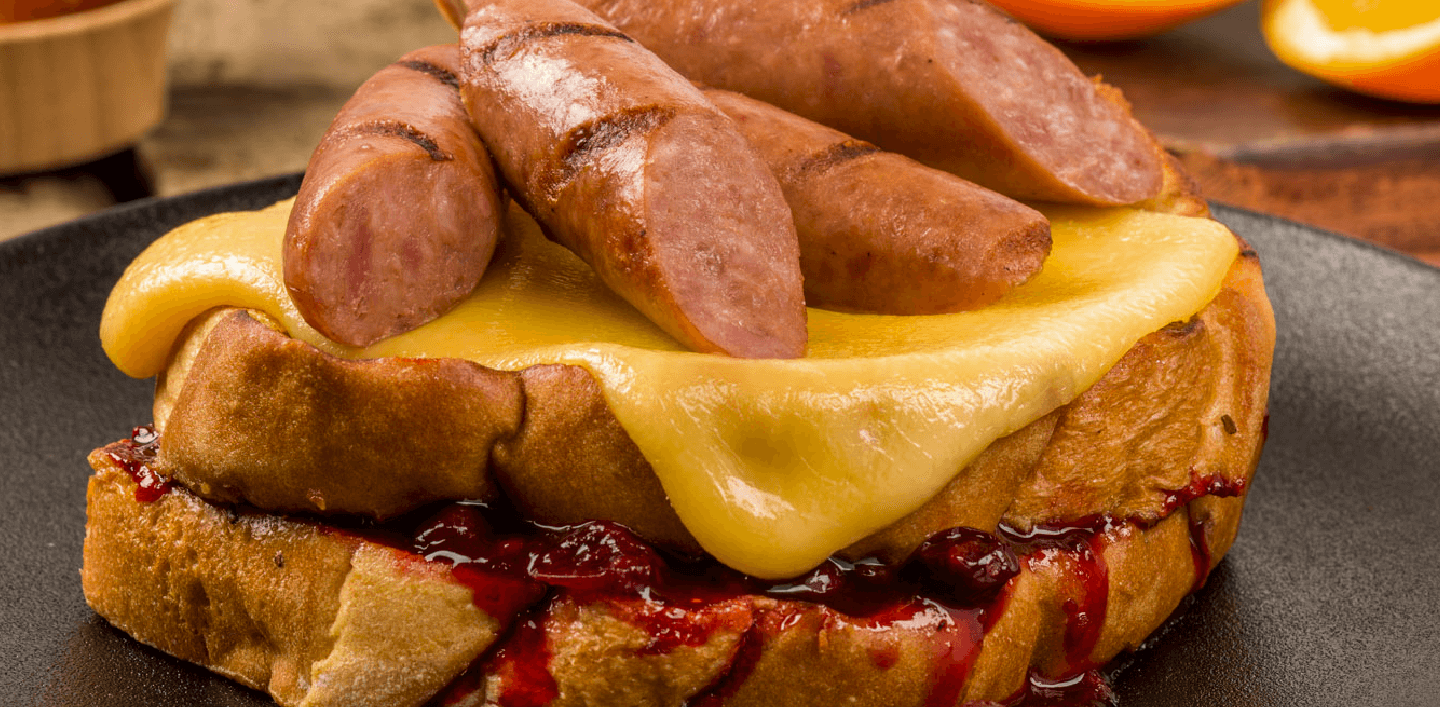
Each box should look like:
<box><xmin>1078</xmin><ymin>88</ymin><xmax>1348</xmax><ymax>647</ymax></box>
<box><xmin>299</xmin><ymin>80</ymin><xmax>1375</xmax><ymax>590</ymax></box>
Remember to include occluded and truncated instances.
<box><xmin>101</xmin><ymin>199</ymin><xmax>1238</xmax><ymax>579</ymax></box>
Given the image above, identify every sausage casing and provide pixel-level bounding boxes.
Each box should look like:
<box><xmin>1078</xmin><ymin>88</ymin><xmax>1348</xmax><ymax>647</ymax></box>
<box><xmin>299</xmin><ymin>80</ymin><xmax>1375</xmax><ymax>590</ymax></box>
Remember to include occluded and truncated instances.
<box><xmin>453</xmin><ymin>0</ymin><xmax>807</xmax><ymax>358</ymax></box>
<box><xmin>705</xmin><ymin>87</ymin><xmax>1051</xmax><ymax>315</ymax></box>
<box><xmin>284</xmin><ymin>45</ymin><xmax>505</xmax><ymax>347</ymax></box>
<box><xmin>577</xmin><ymin>0</ymin><xmax>1165</xmax><ymax>206</ymax></box>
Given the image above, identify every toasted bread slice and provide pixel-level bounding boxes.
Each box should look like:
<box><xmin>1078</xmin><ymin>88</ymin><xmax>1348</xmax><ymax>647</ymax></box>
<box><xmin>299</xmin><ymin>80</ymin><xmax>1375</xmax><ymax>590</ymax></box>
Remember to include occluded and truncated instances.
<box><xmin>83</xmin><ymin>239</ymin><xmax>1273</xmax><ymax>706</ymax></box>
<box><xmin>85</xmin><ymin>440</ymin><xmax>1251</xmax><ymax>707</ymax></box>
<box><xmin>146</xmin><ymin>244</ymin><xmax>1270</xmax><ymax>564</ymax></box>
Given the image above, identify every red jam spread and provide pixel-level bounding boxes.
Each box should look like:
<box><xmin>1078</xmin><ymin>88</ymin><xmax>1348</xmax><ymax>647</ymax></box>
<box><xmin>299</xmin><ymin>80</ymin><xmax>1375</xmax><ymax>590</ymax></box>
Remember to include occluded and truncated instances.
<box><xmin>410</xmin><ymin>499</ymin><xmax>1219</xmax><ymax>707</ymax></box>
<box><xmin>409</xmin><ymin>503</ymin><xmax>1010</xmax><ymax>707</ymax></box>
<box><xmin>104</xmin><ymin>426</ymin><xmax>171</xmax><ymax>503</ymax></box>
<box><xmin>106</xmin><ymin>431</ymin><xmax>1243</xmax><ymax>706</ymax></box>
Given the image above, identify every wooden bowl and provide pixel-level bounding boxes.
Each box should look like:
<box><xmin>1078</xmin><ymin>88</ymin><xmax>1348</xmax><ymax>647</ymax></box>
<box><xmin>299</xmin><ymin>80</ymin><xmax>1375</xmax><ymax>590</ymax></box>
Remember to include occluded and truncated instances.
<box><xmin>0</xmin><ymin>0</ymin><xmax>174</xmax><ymax>175</ymax></box>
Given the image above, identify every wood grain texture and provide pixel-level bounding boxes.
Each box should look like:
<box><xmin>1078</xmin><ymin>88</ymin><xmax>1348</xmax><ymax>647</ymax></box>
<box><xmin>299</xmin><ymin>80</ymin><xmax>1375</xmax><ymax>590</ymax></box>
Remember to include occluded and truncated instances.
<box><xmin>0</xmin><ymin>0</ymin><xmax>173</xmax><ymax>174</ymax></box>
<box><xmin>1058</xmin><ymin>1</ymin><xmax>1440</xmax><ymax>265</ymax></box>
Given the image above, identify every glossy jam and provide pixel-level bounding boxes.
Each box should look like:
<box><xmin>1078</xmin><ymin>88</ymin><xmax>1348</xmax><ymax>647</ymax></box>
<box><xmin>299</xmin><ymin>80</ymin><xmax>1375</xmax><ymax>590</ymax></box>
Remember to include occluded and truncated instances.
<box><xmin>488</xmin><ymin>617</ymin><xmax>559</xmax><ymax>707</ymax></box>
<box><xmin>909</xmin><ymin>526</ymin><xmax>1021</xmax><ymax>604</ymax></box>
<box><xmin>684</xmin><ymin>617</ymin><xmax>765</xmax><ymax>707</ymax></box>
<box><xmin>1005</xmin><ymin>669</ymin><xmax>1117</xmax><ymax>707</ymax></box>
<box><xmin>107</xmin><ymin>432</ymin><xmax>1237</xmax><ymax>706</ymax></box>
<box><xmin>396</xmin><ymin>486</ymin><xmax>1250</xmax><ymax>707</ymax></box>
<box><xmin>409</xmin><ymin>502</ymin><xmax>1015</xmax><ymax>618</ymax></box>
<box><xmin>104</xmin><ymin>426</ymin><xmax>171</xmax><ymax>503</ymax></box>
<box><xmin>415</xmin><ymin>502</ymin><xmax>1010</xmax><ymax>706</ymax></box>
<box><xmin>1000</xmin><ymin>519</ymin><xmax>1111</xmax><ymax>673</ymax></box>
<box><xmin>1158</xmin><ymin>472</ymin><xmax>1246</xmax><ymax>518</ymax></box>
<box><xmin>1159</xmin><ymin>471</ymin><xmax>1247</xmax><ymax>592</ymax></box>
<box><xmin>1187</xmin><ymin>516</ymin><xmax>1213</xmax><ymax>594</ymax></box>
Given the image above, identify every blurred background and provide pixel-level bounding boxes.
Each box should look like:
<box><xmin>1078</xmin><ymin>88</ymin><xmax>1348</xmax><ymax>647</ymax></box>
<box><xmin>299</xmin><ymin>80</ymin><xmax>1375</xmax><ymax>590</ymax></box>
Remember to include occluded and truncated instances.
<box><xmin>0</xmin><ymin>0</ymin><xmax>455</xmax><ymax>238</ymax></box>
<box><xmin>2</xmin><ymin>0</ymin><xmax>1439</xmax><ymax>265</ymax></box>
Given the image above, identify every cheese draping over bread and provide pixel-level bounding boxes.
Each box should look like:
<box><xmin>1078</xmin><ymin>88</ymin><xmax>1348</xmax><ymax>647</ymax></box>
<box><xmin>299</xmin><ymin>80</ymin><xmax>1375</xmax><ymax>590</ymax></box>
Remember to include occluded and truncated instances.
<box><xmin>101</xmin><ymin>200</ymin><xmax>1237</xmax><ymax>579</ymax></box>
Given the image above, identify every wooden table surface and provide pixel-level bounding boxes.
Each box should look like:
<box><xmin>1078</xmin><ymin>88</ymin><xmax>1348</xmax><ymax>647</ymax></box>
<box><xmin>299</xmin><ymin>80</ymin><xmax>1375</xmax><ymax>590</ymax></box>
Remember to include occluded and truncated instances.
<box><xmin>1059</xmin><ymin>1</ymin><xmax>1440</xmax><ymax>266</ymax></box>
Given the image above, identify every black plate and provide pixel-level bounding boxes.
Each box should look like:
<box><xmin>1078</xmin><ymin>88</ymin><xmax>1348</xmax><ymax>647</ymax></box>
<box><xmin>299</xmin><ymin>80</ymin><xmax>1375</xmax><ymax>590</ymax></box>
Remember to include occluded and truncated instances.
<box><xmin>4</xmin><ymin>175</ymin><xmax>1439</xmax><ymax>706</ymax></box>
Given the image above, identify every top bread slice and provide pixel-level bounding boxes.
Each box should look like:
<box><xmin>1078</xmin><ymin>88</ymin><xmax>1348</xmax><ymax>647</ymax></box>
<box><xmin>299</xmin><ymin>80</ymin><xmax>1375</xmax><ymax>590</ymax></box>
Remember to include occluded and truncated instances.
<box><xmin>147</xmin><ymin>227</ymin><xmax>1272</xmax><ymax>563</ymax></box>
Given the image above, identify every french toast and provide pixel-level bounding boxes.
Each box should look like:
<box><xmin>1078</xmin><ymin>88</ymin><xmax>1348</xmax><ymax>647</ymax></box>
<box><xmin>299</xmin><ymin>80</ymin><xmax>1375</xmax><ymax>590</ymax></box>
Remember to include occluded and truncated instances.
<box><xmin>81</xmin><ymin>1</ymin><xmax>1274</xmax><ymax>704</ymax></box>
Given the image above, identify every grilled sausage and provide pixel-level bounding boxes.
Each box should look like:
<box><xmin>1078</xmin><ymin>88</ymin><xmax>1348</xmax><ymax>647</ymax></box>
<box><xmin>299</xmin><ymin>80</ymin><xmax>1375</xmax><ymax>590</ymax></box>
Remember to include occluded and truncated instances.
<box><xmin>284</xmin><ymin>45</ymin><xmax>504</xmax><ymax>348</ymax></box>
<box><xmin>448</xmin><ymin>0</ymin><xmax>807</xmax><ymax>358</ymax></box>
<box><xmin>704</xmin><ymin>87</ymin><xmax>1052</xmax><ymax>315</ymax></box>
<box><xmin>573</xmin><ymin>0</ymin><xmax>1165</xmax><ymax>206</ymax></box>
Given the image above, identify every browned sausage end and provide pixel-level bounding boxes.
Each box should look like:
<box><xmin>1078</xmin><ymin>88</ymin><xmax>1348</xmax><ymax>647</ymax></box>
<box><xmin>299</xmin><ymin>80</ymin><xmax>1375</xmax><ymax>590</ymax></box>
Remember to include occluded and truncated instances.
<box><xmin>285</xmin><ymin>45</ymin><xmax>505</xmax><ymax>348</ymax></box>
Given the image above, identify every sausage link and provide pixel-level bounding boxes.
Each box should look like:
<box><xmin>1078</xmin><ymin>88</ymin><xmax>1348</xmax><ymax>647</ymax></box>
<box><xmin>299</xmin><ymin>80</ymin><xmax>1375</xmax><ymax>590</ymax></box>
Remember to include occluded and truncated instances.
<box><xmin>284</xmin><ymin>45</ymin><xmax>505</xmax><ymax>348</ymax></box>
<box><xmin>704</xmin><ymin>88</ymin><xmax>1052</xmax><ymax>315</ymax></box>
<box><xmin>575</xmin><ymin>0</ymin><xmax>1165</xmax><ymax>206</ymax></box>
<box><xmin>453</xmin><ymin>0</ymin><xmax>807</xmax><ymax>358</ymax></box>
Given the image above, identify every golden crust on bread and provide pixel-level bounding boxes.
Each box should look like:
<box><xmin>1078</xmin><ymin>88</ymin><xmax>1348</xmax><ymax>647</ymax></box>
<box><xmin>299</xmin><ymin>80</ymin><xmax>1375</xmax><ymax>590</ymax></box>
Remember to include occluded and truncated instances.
<box><xmin>148</xmin><ymin>247</ymin><xmax>1270</xmax><ymax>563</ymax></box>
<box><xmin>497</xmin><ymin>363</ymin><xmax>701</xmax><ymax>552</ymax></box>
<box><xmin>88</xmin><ymin>226</ymin><xmax>1273</xmax><ymax>706</ymax></box>
<box><xmin>155</xmin><ymin>308</ymin><xmax>523</xmax><ymax>519</ymax></box>
<box><xmin>1004</xmin><ymin>249</ymin><xmax>1274</xmax><ymax>528</ymax></box>
<box><xmin>84</xmin><ymin>445</ymin><xmax>1249</xmax><ymax>706</ymax></box>
<box><xmin>82</xmin><ymin>451</ymin><xmax>499</xmax><ymax>707</ymax></box>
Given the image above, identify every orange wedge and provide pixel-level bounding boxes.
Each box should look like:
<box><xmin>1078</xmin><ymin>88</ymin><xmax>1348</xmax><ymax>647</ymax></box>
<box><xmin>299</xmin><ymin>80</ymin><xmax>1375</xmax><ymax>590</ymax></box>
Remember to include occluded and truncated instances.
<box><xmin>1263</xmin><ymin>0</ymin><xmax>1440</xmax><ymax>104</ymax></box>
<box><xmin>986</xmin><ymin>0</ymin><xmax>1247</xmax><ymax>41</ymax></box>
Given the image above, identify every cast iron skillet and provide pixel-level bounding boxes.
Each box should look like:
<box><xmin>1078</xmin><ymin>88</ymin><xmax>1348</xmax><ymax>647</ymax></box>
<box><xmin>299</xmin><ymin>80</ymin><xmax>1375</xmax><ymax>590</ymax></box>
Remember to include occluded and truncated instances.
<box><xmin>3</xmin><ymin>175</ymin><xmax>1438</xmax><ymax>706</ymax></box>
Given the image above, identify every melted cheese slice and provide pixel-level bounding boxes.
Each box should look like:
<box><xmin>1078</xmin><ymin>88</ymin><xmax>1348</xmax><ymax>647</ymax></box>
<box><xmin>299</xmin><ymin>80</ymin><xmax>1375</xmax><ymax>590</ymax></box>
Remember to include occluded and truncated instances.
<box><xmin>101</xmin><ymin>199</ymin><xmax>1237</xmax><ymax>579</ymax></box>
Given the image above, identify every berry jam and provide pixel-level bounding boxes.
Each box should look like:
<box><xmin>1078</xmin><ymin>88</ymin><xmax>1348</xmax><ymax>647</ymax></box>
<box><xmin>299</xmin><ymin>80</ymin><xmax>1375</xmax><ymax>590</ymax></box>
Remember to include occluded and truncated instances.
<box><xmin>487</xmin><ymin>617</ymin><xmax>559</xmax><ymax>707</ymax></box>
<box><xmin>410</xmin><ymin>487</ymin><xmax>1248</xmax><ymax>707</ymax></box>
<box><xmin>1002</xmin><ymin>669</ymin><xmax>1117</xmax><ymax>707</ymax></box>
<box><xmin>417</xmin><ymin>503</ymin><xmax>1014</xmax><ymax>707</ymax></box>
<box><xmin>1000</xmin><ymin>519</ymin><xmax>1111</xmax><ymax>674</ymax></box>
<box><xmin>105</xmin><ymin>430</ymin><xmax>1236</xmax><ymax>706</ymax></box>
<box><xmin>1156</xmin><ymin>471</ymin><xmax>1246</xmax><ymax>593</ymax></box>
<box><xmin>409</xmin><ymin>502</ymin><xmax>1018</xmax><ymax>619</ymax></box>
<box><xmin>104</xmin><ymin>425</ymin><xmax>171</xmax><ymax>502</ymax></box>
<box><xmin>1158</xmin><ymin>472</ymin><xmax>1246</xmax><ymax>518</ymax></box>
<box><xmin>908</xmin><ymin>526</ymin><xmax>1021</xmax><ymax>605</ymax></box>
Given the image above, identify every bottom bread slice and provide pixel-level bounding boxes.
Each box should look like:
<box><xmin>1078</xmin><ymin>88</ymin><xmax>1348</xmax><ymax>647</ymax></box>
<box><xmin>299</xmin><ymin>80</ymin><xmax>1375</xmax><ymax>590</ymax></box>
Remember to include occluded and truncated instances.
<box><xmin>81</xmin><ymin>444</ymin><xmax>500</xmax><ymax>707</ymax></box>
<box><xmin>83</xmin><ymin>436</ymin><xmax>1249</xmax><ymax>707</ymax></box>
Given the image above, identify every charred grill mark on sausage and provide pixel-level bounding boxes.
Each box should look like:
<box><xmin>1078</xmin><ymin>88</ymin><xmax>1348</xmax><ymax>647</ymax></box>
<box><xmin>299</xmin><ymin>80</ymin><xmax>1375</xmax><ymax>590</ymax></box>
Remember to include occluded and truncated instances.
<box><xmin>791</xmin><ymin>140</ymin><xmax>883</xmax><ymax>180</ymax></box>
<box><xmin>336</xmin><ymin>121</ymin><xmax>454</xmax><ymax>162</ymax></box>
<box><xmin>395</xmin><ymin>59</ymin><xmax>460</xmax><ymax>90</ymax></box>
<box><xmin>533</xmin><ymin>105</ymin><xmax>676</xmax><ymax>203</ymax></box>
<box><xmin>841</xmin><ymin>0</ymin><xmax>899</xmax><ymax>14</ymax></box>
<box><xmin>478</xmin><ymin>22</ymin><xmax>634</xmax><ymax>65</ymax></box>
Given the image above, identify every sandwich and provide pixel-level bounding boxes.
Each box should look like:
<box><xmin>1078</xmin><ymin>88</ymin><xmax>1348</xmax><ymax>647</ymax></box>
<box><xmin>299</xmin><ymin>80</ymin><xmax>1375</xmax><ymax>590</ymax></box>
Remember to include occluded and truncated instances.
<box><xmin>81</xmin><ymin>0</ymin><xmax>1275</xmax><ymax>705</ymax></box>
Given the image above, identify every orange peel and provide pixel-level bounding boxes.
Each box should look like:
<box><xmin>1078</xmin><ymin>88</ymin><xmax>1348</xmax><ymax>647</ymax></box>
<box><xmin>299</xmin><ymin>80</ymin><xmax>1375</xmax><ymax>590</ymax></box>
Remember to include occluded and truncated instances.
<box><xmin>985</xmin><ymin>0</ymin><xmax>1247</xmax><ymax>41</ymax></box>
<box><xmin>1263</xmin><ymin>0</ymin><xmax>1440</xmax><ymax>104</ymax></box>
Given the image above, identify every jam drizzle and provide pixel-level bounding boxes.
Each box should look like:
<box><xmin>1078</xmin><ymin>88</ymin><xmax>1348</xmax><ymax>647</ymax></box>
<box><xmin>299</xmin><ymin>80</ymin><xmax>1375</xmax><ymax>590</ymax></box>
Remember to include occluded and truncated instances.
<box><xmin>1186</xmin><ymin>514</ymin><xmax>1213</xmax><ymax>594</ymax></box>
<box><xmin>682</xmin><ymin>612</ymin><xmax>768</xmax><ymax>707</ymax></box>
<box><xmin>105</xmin><ymin>430</ymin><xmax>1241</xmax><ymax>706</ymax></box>
<box><xmin>418</xmin><ymin>507</ymin><xmax>1010</xmax><ymax>707</ymax></box>
<box><xmin>104</xmin><ymin>425</ymin><xmax>171</xmax><ymax>502</ymax></box>
<box><xmin>1158</xmin><ymin>470</ymin><xmax>1247</xmax><ymax>593</ymax></box>
<box><xmin>403</xmin><ymin>487</ymin><xmax>1245</xmax><ymax>707</ymax></box>
<box><xmin>921</xmin><ymin>599</ymin><xmax>991</xmax><ymax>707</ymax></box>
<box><xmin>998</xmin><ymin>669</ymin><xmax>1117</xmax><ymax>707</ymax></box>
<box><xmin>1000</xmin><ymin>518</ymin><xmax>1112</xmax><ymax>674</ymax></box>
<box><xmin>487</xmin><ymin>616</ymin><xmax>559</xmax><ymax>707</ymax></box>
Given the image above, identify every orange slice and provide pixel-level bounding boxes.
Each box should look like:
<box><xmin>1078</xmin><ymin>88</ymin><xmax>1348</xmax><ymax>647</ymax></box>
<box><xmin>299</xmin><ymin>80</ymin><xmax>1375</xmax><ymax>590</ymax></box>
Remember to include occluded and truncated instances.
<box><xmin>986</xmin><ymin>0</ymin><xmax>1246</xmax><ymax>41</ymax></box>
<box><xmin>1263</xmin><ymin>0</ymin><xmax>1440</xmax><ymax>103</ymax></box>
